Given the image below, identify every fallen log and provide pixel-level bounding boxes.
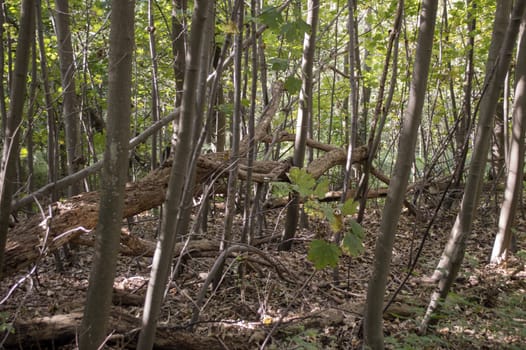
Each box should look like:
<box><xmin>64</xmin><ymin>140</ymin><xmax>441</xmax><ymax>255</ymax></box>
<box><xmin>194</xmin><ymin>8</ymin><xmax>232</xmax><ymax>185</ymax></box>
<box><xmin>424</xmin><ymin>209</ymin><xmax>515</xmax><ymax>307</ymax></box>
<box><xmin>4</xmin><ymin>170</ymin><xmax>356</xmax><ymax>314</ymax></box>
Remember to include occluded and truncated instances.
<box><xmin>3</xmin><ymin>145</ymin><xmax>367</xmax><ymax>277</ymax></box>
<box><xmin>3</xmin><ymin>78</ymin><xmax>368</xmax><ymax>277</ymax></box>
<box><xmin>3</xmin><ymin>308</ymin><xmax>249</xmax><ymax>350</ymax></box>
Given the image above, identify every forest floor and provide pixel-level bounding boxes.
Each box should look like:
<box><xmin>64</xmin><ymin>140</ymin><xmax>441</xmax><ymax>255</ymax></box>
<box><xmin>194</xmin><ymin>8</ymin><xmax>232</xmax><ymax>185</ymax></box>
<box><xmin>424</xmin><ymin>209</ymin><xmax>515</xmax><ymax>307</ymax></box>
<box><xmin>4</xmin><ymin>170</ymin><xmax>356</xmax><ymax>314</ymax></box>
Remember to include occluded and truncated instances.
<box><xmin>1</xmin><ymin>194</ymin><xmax>525</xmax><ymax>349</ymax></box>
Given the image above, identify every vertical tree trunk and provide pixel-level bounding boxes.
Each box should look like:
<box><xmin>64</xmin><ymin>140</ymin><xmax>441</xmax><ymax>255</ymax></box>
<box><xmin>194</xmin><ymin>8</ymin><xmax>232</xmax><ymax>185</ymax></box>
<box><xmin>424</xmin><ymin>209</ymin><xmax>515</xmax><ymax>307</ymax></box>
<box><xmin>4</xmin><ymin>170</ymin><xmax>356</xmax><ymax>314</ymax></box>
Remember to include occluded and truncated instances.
<box><xmin>170</xmin><ymin>0</ymin><xmax>187</xmax><ymax>143</ymax></box>
<box><xmin>422</xmin><ymin>0</ymin><xmax>526</xmax><ymax>333</ymax></box>
<box><xmin>279</xmin><ymin>0</ymin><xmax>319</xmax><ymax>251</ymax></box>
<box><xmin>55</xmin><ymin>0</ymin><xmax>82</xmax><ymax>196</ymax></box>
<box><xmin>137</xmin><ymin>1</ymin><xmax>212</xmax><ymax>349</ymax></box>
<box><xmin>342</xmin><ymin>0</ymin><xmax>359</xmax><ymax>201</ymax></box>
<box><xmin>223</xmin><ymin>0</ymin><xmax>243</xmax><ymax>245</ymax></box>
<box><xmin>241</xmin><ymin>0</ymin><xmax>259</xmax><ymax>245</ymax></box>
<box><xmin>0</xmin><ymin>0</ymin><xmax>7</xmax><ymax>137</ymax></box>
<box><xmin>0</xmin><ymin>0</ymin><xmax>35</xmax><ymax>279</ymax></box>
<box><xmin>148</xmin><ymin>0</ymin><xmax>160</xmax><ymax>170</ymax></box>
<box><xmin>171</xmin><ymin>0</ymin><xmax>186</xmax><ymax>108</ymax></box>
<box><xmin>213</xmin><ymin>0</ymin><xmax>244</xmax><ymax>288</ymax></box>
<box><xmin>79</xmin><ymin>0</ymin><xmax>135</xmax><ymax>348</ymax></box>
<box><xmin>355</xmin><ymin>0</ymin><xmax>403</xmax><ymax>223</ymax></box>
<box><xmin>491</xmin><ymin>12</ymin><xmax>526</xmax><ymax>263</ymax></box>
<box><xmin>36</xmin><ymin>0</ymin><xmax>59</xmax><ymax>203</ymax></box>
<box><xmin>451</xmin><ymin>0</ymin><xmax>476</xmax><ymax>194</ymax></box>
<box><xmin>363</xmin><ymin>0</ymin><xmax>437</xmax><ymax>348</ymax></box>
<box><xmin>26</xmin><ymin>37</ymin><xmax>38</xmax><ymax>195</ymax></box>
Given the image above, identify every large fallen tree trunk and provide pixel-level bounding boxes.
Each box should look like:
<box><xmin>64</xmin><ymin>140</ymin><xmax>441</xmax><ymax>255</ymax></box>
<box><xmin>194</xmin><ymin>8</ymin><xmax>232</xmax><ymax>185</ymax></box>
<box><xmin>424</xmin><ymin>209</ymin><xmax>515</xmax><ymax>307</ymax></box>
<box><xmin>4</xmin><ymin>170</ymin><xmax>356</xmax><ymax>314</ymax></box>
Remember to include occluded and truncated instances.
<box><xmin>3</xmin><ymin>145</ymin><xmax>367</xmax><ymax>277</ymax></box>
<box><xmin>4</xmin><ymin>305</ymin><xmax>348</xmax><ymax>349</ymax></box>
<box><xmin>3</xmin><ymin>81</ymin><xmax>369</xmax><ymax>277</ymax></box>
<box><xmin>3</xmin><ymin>308</ymin><xmax>249</xmax><ymax>350</ymax></box>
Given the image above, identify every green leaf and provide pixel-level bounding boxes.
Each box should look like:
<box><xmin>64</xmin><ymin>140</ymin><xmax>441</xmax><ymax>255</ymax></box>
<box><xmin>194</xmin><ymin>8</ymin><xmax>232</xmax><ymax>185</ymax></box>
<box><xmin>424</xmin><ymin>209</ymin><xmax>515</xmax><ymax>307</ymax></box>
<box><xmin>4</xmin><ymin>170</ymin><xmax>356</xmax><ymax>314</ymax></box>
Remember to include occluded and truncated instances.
<box><xmin>349</xmin><ymin>219</ymin><xmax>365</xmax><ymax>239</ymax></box>
<box><xmin>304</xmin><ymin>199</ymin><xmax>323</xmax><ymax>219</ymax></box>
<box><xmin>289</xmin><ymin>167</ymin><xmax>316</xmax><ymax>197</ymax></box>
<box><xmin>313</xmin><ymin>178</ymin><xmax>329</xmax><ymax>199</ymax></box>
<box><xmin>281</xmin><ymin>20</ymin><xmax>310</xmax><ymax>42</ymax></box>
<box><xmin>341</xmin><ymin>198</ymin><xmax>359</xmax><ymax>216</ymax></box>
<box><xmin>319</xmin><ymin>202</ymin><xmax>334</xmax><ymax>221</ymax></box>
<box><xmin>271</xmin><ymin>182</ymin><xmax>291</xmax><ymax>198</ymax></box>
<box><xmin>268</xmin><ymin>57</ymin><xmax>289</xmax><ymax>72</ymax></box>
<box><xmin>284</xmin><ymin>75</ymin><xmax>302</xmax><ymax>94</ymax></box>
<box><xmin>341</xmin><ymin>230</ymin><xmax>364</xmax><ymax>257</ymax></box>
<box><xmin>217</xmin><ymin>103</ymin><xmax>234</xmax><ymax>115</ymax></box>
<box><xmin>259</xmin><ymin>6</ymin><xmax>283</xmax><ymax>30</ymax></box>
<box><xmin>307</xmin><ymin>239</ymin><xmax>341</xmax><ymax>270</ymax></box>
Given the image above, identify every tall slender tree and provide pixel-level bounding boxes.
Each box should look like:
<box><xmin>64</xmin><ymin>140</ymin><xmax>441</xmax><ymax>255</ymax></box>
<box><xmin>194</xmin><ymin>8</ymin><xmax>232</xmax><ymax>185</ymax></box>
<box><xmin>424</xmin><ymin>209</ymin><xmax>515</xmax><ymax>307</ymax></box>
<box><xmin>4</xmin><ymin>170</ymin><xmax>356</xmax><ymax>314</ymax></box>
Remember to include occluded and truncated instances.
<box><xmin>218</xmin><ymin>0</ymin><xmax>243</xmax><ymax>285</ymax></box>
<box><xmin>363</xmin><ymin>0</ymin><xmax>437</xmax><ymax>348</ymax></box>
<box><xmin>0</xmin><ymin>0</ymin><xmax>35</xmax><ymax>279</ymax></box>
<box><xmin>491</xmin><ymin>13</ymin><xmax>526</xmax><ymax>263</ymax></box>
<box><xmin>79</xmin><ymin>0</ymin><xmax>135</xmax><ymax>348</ymax></box>
<box><xmin>279</xmin><ymin>0</ymin><xmax>320</xmax><ymax>251</ymax></box>
<box><xmin>422</xmin><ymin>0</ymin><xmax>526</xmax><ymax>332</ymax></box>
<box><xmin>137</xmin><ymin>1</ymin><xmax>212</xmax><ymax>348</ymax></box>
<box><xmin>0</xmin><ymin>0</ymin><xmax>7</xmax><ymax>137</ymax></box>
<box><xmin>36</xmin><ymin>0</ymin><xmax>59</xmax><ymax>202</ymax></box>
<box><xmin>148</xmin><ymin>0</ymin><xmax>160</xmax><ymax>170</ymax></box>
<box><xmin>55</xmin><ymin>0</ymin><xmax>82</xmax><ymax>196</ymax></box>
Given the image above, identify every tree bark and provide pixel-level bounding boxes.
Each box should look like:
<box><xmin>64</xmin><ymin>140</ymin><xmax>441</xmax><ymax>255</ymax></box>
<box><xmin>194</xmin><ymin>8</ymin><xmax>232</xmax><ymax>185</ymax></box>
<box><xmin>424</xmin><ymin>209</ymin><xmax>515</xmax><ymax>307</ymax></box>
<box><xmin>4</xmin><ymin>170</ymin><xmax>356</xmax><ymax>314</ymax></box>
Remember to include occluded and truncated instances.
<box><xmin>3</xmin><ymin>142</ymin><xmax>367</xmax><ymax>278</ymax></box>
<box><xmin>137</xmin><ymin>1</ymin><xmax>212</xmax><ymax>348</ymax></box>
<box><xmin>280</xmin><ymin>0</ymin><xmax>319</xmax><ymax>251</ymax></box>
<box><xmin>0</xmin><ymin>0</ymin><xmax>35</xmax><ymax>280</ymax></box>
<box><xmin>491</xmin><ymin>12</ymin><xmax>526</xmax><ymax>262</ymax></box>
<box><xmin>55</xmin><ymin>0</ymin><xmax>82</xmax><ymax>196</ymax></box>
<box><xmin>4</xmin><ymin>309</ymin><xmax>241</xmax><ymax>350</ymax></box>
<box><xmin>79</xmin><ymin>0</ymin><xmax>135</xmax><ymax>348</ymax></box>
<box><xmin>422</xmin><ymin>0</ymin><xmax>526</xmax><ymax>333</ymax></box>
<box><xmin>363</xmin><ymin>0</ymin><xmax>437</xmax><ymax>348</ymax></box>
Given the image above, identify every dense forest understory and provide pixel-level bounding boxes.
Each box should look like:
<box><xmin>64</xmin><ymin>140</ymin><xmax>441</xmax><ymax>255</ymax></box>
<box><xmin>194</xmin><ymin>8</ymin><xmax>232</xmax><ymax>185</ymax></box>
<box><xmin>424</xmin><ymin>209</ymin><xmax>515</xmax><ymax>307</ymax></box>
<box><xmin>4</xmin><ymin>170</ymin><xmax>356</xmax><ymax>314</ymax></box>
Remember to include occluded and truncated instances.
<box><xmin>3</xmin><ymin>0</ymin><xmax>526</xmax><ymax>348</ymax></box>
<box><xmin>1</xmin><ymin>192</ymin><xmax>525</xmax><ymax>349</ymax></box>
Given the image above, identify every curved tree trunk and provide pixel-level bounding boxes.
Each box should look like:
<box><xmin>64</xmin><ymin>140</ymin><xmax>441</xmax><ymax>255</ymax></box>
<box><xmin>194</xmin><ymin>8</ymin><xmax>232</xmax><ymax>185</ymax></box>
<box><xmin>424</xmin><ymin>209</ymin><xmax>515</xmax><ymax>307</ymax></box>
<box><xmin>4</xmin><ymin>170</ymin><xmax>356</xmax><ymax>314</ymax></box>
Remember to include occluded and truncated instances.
<box><xmin>363</xmin><ymin>0</ymin><xmax>438</xmax><ymax>348</ymax></box>
<box><xmin>79</xmin><ymin>0</ymin><xmax>135</xmax><ymax>348</ymax></box>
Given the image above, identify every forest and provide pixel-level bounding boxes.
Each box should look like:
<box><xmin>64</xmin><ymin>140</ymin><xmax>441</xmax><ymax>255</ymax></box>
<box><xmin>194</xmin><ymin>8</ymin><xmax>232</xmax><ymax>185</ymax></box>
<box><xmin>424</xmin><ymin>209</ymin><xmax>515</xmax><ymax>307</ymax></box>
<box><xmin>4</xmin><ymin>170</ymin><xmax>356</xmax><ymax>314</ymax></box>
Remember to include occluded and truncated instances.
<box><xmin>0</xmin><ymin>0</ymin><xmax>525</xmax><ymax>349</ymax></box>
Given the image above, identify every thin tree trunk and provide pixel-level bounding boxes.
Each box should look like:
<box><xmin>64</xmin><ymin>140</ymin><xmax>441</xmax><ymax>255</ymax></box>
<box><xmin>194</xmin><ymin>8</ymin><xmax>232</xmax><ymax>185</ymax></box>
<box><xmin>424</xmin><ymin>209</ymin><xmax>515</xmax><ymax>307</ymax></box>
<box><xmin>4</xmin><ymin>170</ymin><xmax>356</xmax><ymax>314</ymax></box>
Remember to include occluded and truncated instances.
<box><xmin>355</xmin><ymin>0</ymin><xmax>403</xmax><ymax>223</ymax></box>
<box><xmin>26</xmin><ymin>36</ymin><xmax>38</xmax><ymax>195</ymax></box>
<box><xmin>279</xmin><ymin>0</ymin><xmax>319</xmax><ymax>251</ymax></box>
<box><xmin>0</xmin><ymin>0</ymin><xmax>7</xmax><ymax>138</ymax></box>
<box><xmin>363</xmin><ymin>0</ymin><xmax>437</xmax><ymax>348</ymax></box>
<box><xmin>451</xmin><ymin>0</ymin><xmax>476</xmax><ymax>195</ymax></box>
<box><xmin>171</xmin><ymin>0</ymin><xmax>186</xmax><ymax>108</ymax></box>
<box><xmin>422</xmin><ymin>0</ymin><xmax>526</xmax><ymax>333</ymax></box>
<box><xmin>170</xmin><ymin>0</ymin><xmax>187</xmax><ymax>146</ymax></box>
<box><xmin>213</xmin><ymin>0</ymin><xmax>244</xmax><ymax>288</ymax></box>
<box><xmin>0</xmin><ymin>0</ymin><xmax>35</xmax><ymax>279</ymax></box>
<box><xmin>36</xmin><ymin>0</ymin><xmax>59</xmax><ymax>203</ymax></box>
<box><xmin>137</xmin><ymin>1</ymin><xmax>212</xmax><ymax>348</ymax></box>
<box><xmin>55</xmin><ymin>0</ymin><xmax>82</xmax><ymax>196</ymax></box>
<box><xmin>79</xmin><ymin>0</ymin><xmax>135</xmax><ymax>348</ymax></box>
<box><xmin>148</xmin><ymin>0</ymin><xmax>160</xmax><ymax>170</ymax></box>
<box><xmin>491</xmin><ymin>12</ymin><xmax>526</xmax><ymax>262</ymax></box>
<box><xmin>342</xmin><ymin>0</ymin><xmax>359</xmax><ymax>201</ymax></box>
<box><xmin>242</xmin><ymin>0</ymin><xmax>259</xmax><ymax>245</ymax></box>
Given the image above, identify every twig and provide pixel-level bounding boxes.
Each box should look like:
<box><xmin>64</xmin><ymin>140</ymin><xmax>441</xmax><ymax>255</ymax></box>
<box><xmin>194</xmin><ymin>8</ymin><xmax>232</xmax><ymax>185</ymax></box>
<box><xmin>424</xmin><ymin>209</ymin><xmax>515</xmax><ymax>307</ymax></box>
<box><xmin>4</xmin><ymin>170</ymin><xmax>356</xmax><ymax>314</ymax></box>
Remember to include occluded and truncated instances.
<box><xmin>190</xmin><ymin>244</ymin><xmax>294</xmax><ymax>328</ymax></box>
<box><xmin>260</xmin><ymin>270</ymin><xmax>316</xmax><ymax>349</ymax></box>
